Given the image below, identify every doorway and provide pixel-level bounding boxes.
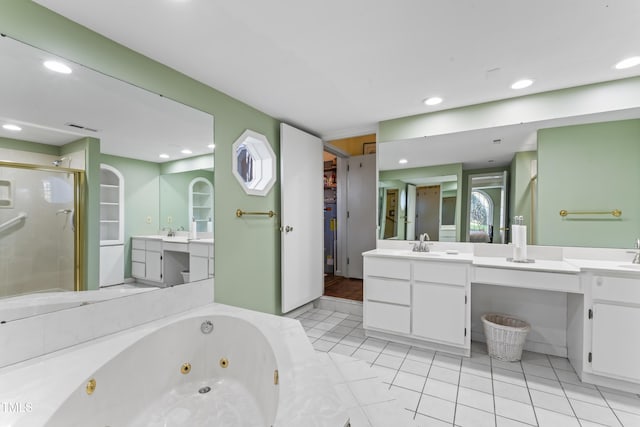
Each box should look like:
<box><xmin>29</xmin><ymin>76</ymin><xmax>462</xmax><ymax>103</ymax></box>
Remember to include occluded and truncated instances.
<box><xmin>415</xmin><ymin>185</ymin><xmax>441</xmax><ymax>241</ymax></box>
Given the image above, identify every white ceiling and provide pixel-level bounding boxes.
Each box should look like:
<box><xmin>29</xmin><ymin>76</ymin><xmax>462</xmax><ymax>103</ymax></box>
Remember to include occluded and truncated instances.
<box><xmin>34</xmin><ymin>0</ymin><xmax>640</xmax><ymax>143</ymax></box>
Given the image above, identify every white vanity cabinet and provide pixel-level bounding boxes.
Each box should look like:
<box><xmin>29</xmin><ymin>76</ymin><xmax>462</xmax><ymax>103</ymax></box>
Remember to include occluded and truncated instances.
<box><xmin>363</xmin><ymin>257</ymin><xmax>411</xmax><ymax>334</ymax></box>
<box><xmin>189</xmin><ymin>241</ymin><xmax>214</xmax><ymax>281</ymax></box>
<box><xmin>363</xmin><ymin>253</ymin><xmax>471</xmax><ymax>355</ymax></box>
<box><xmin>131</xmin><ymin>238</ymin><xmax>163</xmax><ymax>284</ymax></box>
<box><xmin>587</xmin><ymin>274</ymin><xmax>640</xmax><ymax>384</ymax></box>
<box><xmin>412</xmin><ymin>261</ymin><xmax>469</xmax><ymax>346</ymax></box>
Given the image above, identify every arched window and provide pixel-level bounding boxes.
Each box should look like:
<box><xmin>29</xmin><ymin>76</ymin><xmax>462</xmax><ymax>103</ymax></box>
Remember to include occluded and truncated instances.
<box><xmin>470</xmin><ymin>190</ymin><xmax>493</xmax><ymax>236</ymax></box>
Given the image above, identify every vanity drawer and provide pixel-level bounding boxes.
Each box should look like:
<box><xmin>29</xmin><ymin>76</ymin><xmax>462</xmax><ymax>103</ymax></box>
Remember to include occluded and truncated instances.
<box><xmin>365</xmin><ymin>301</ymin><xmax>410</xmax><ymax>334</ymax></box>
<box><xmin>190</xmin><ymin>243</ymin><xmax>210</xmax><ymax>257</ymax></box>
<box><xmin>414</xmin><ymin>261</ymin><xmax>467</xmax><ymax>286</ymax></box>
<box><xmin>163</xmin><ymin>241</ymin><xmax>188</xmax><ymax>253</ymax></box>
<box><xmin>473</xmin><ymin>267</ymin><xmax>580</xmax><ymax>293</ymax></box>
<box><xmin>592</xmin><ymin>275</ymin><xmax>640</xmax><ymax>304</ymax></box>
<box><xmin>132</xmin><ymin>239</ymin><xmax>145</xmax><ymax>250</ymax></box>
<box><xmin>364</xmin><ymin>257</ymin><xmax>410</xmax><ymax>280</ymax></box>
<box><xmin>365</xmin><ymin>277</ymin><xmax>410</xmax><ymax>305</ymax></box>
<box><xmin>131</xmin><ymin>249</ymin><xmax>145</xmax><ymax>263</ymax></box>
<box><xmin>146</xmin><ymin>240</ymin><xmax>162</xmax><ymax>252</ymax></box>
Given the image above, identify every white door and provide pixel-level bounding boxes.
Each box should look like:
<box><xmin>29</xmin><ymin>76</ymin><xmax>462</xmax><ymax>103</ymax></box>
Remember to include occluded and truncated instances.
<box><xmin>346</xmin><ymin>154</ymin><xmax>377</xmax><ymax>279</ymax></box>
<box><xmin>280</xmin><ymin>123</ymin><xmax>324</xmax><ymax>313</ymax></box>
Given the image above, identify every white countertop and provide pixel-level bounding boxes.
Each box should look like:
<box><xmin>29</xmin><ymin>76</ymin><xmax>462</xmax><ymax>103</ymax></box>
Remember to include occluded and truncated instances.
<box><xmin>364</xmin><ymin>248</ymin><xmax>640</xmax><ymax>276</ymax></box>
<box><xmin>132</xmin><ymin>235</ymin><xmax>213</xmax><ymax>244</ymax></box>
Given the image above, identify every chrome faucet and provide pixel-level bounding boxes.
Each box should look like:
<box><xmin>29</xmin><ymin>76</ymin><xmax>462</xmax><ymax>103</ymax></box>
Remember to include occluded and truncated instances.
<box><xmin>163</xmin><ymin>227</ymin><xmax>175</xmax><ymax>237</ymax></box>
<box><xmin>633</xmin><ymin>238</ymin><xmax>640</xmax><ymax>264</ymax></box>
<box><xmin>412</xmin><ymin>233</ymin><xmax>431</xmax><ymax>252</ymax></box>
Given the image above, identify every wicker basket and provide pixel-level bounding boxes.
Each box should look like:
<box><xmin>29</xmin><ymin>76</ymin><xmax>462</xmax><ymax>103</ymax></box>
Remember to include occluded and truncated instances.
<box><xmin>481</xmin><ymin>313</ymin><xmax>531</xmax><ymax>362</ymax></box>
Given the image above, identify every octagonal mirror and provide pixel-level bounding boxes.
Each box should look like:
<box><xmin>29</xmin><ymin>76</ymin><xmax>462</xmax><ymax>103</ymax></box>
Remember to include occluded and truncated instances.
<box><xmin>232</xmin><ymin>129</ymin><xmax>276</xmax><ymax>196</ymax></box>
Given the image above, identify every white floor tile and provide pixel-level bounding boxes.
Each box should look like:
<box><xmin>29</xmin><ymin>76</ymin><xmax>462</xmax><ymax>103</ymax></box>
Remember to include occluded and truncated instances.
<box><xmin>349</xmin><ymin>378</ymin><xmax>395</xmax><ymax>406</ymax></box>
<box><xmin>492</xmin><ymin>380</ymin><xmax>531</xmax><ymax>404</ymax></box>
<box><xmin>312</xmin><ymin>339</ymin><xmax>335</xmax><ymax>352</ymax></box>
<box><xmin>417</xmin><ymin>394</ymin><xmax>456</xmax><ymax>423</ymax></box>
<box><xmin>352</xmin><ymin>348</ymin><xmax>382</xmax><ymax>364</ymax></box>
<box><xmin>330</xmin><ymin>343</ymin><xmax>357</xmax><ymax>357</ymax></box>
<box><xmin>331</xmin><ymin>325</ymin><xmax>355</xmax><ymax>335</ymax></box>
<box><xmin>360</xmin><ymin>337</ymin><xmax>388</xmax><ymax>352</ymax></box>
<box><xmin>414</xmin><ymin>412</ymin><xmax>452</xmax><ymax>427</ymax></box>
<box><xmin>392</xmin><ymin>371</ymin><xmax>427</xmax><ymax>393</ymax></box>
<box><xmin>470</xmin><ymin>352</ymin><xmax>492</xmax><ymax>366</ymax></box>
<box><xmin>459</xmin><ymin>371</ymin><xmax>493</xmax><ymax>394</ymax></box>
<box><xmin>340</xmin><ymin>319</ymin><xmax>361</xmax><ymax>328</ymax></box>
<box><xmin>554</xmin><ymin>369</ymin><xmax>583</xmax><ymax>386</ymax></box>
<box><xmin>529</xmin><ymin>388</ymin><xmax>574</xmax><ymax>415</ymax></box>
<box><xmin>347</xmin><ymin>328</ymin><xmax>367</xmax><ymax>338</ymax></box>
<box><xmin>614</xmin><ymin>409</ymin><xmax>640</xmax><ymax>427</ymax></box>
<box><xmin>522</xmin><ymin>362</ymin><xmax>557</xmax><ymax>380</ymax></box>
<box><xmin>428</xmin><ymin>365</ymin><xmax>460</xmax><ymax>385</ymax></box>
<box><xmin>523</xmin><ymin>375</ymin><xmax>564</xmax><ymax>397</ymax></box>
<box><xmin>389</xmin><ymin>385</ymin><xmax>421</xmax><ymax>412</ymax></box>
<box><xmin>471</xmin><ymin>341</ymin><xmax>489</xmax><ymax>355</ymax></box>
<box><xmin>382</xmin><ymin>342</ymin><xmax>411</xmax><ymax>358</ymax></box>
<box><xmin>563</xmin><ymin>383</ymin><xmax>608</xmax><ymax>406</ymax></box>
<box><xmin>400</xmin><ymin>358</ymin><xmax>431</xmax><ymax>376</ymax></box>
<box><xmin>306</xmin><ymin>327</ymin><xmax>326</xmax><ymax>339</ymax></box>
<box><xmin>520</xmin><ymin>351</ymin><xmax>552</xmax><ymax>368</ymax></box>
<box><xmin>373</xmin><ymin>353</ymin><xmax>404</xmax><ymax>370</ymax></box>
<box><xmin>369</xmin><ymin>365</ymin><xmax>397</xmax><ymax>384</ymax></box>
<box><xmin>336</xmin><ymin>360</ymin><xmax>379</xmax><ymax>382</ymax></box>
<box><xmin>340</xmin><ymin>334</ymin><xmax>367</xmax><ymax>347</ymax></box>
<box><xmin>455</xmin><ymin>403</ymin><xmax>496</xmax><ymax>427</ymax></box>
<box><xmin>432</xmin><ymin>353</ymin><xmax>462</xmax><ymax>370</ymax></box>
<box><xmin>494</xmin><ymin>396</ymin><xmax>537</xmax><ymax>425</ymax></box>
<box><xmin>548</xmin><ymin>356</ymin><xmax>575</xmax><ymax>372</ymax></box>
<box><xmin>423</xmin><ymin>378</ymin><xmax>459</xmax><ymax>402</ymax></box>
<box><xmin>319</xmin><ymin>332</ymin><xmax>343</xmax><ymax>343</ymax></box>
<box><xmin>457</xmin><ymin>386</ymin><xmax>495</xmax><ymax>413</ymax></box>
<box><xmin>406</xmin><ymin>347</ymin><xmax>435</xmax><ymax>363</ymax></box>
<box><xmin>569</xmin><ymin>398</ymin><xmax>622</xmax><ymax>426</ymax></box>
<box><xmin>492</xmin><ymin>367</ymin><xmax>526</xmax><ymax>387</ymax></box>
<box><xmin>495</xmin><ymin>415</ymin><xmax>535</xmax><ymax>427</ymax></box>
<box><xmin>363</xmin><ymin>400</ymin><xmax>417</xmax><ymax>427</ymax></box>
<box><xmin>491</xmin><ymin>359</ymin><xmax>523</xmax><ymax>372</ymax></box>
<box><xmin>461</xmin><ymin>360</ymin><xmax>492</xmax><ymax>379</ymax></box>
<box><xmin>534</xmin><ymin>407</ymin><xmax>581</xmax><ymax>427</ymax></box>
<box><xmin>601</xmin><ymin>390</ymin><xmax>640</xmax><ymax>415</ymax></box>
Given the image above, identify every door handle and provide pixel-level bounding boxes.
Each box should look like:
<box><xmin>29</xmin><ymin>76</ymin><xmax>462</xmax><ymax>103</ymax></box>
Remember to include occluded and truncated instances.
<box><xmin>282</xmin><ymin>225</ymin><xmax>294</xmax><ymax>233</ymax></box>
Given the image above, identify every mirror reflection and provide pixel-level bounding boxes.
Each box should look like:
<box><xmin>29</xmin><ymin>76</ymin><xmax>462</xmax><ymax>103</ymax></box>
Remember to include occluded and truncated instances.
<box><xmin>0</xmin><ymin>36</ymin><xmax>214</xmax><ymax>321</ymax></box>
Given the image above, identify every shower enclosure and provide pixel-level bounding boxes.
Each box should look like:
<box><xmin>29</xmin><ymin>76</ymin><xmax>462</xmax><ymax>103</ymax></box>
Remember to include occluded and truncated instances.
<box><xmin>0</xmin><ymin>163</ymin><xmax>81</xmax><ymax>299</ymax></box>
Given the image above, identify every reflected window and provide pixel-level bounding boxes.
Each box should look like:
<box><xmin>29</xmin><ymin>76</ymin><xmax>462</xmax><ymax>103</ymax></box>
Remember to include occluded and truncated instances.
<box><xmin>470</xmin><ymin>190</ymin><xmax>493</xmax><ymax>242</ymax></box>
<box><xmin>231</xmin><ymin>129</ymin><xmax>276</xmax><ymax>196</ymax></box>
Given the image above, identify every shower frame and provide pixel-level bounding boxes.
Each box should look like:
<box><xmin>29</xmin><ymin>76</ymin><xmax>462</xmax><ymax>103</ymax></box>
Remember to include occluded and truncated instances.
<box><xmin>0</xmin><ymin>161</ymin><xmax>85</xmax><ymax>292</ymax></box>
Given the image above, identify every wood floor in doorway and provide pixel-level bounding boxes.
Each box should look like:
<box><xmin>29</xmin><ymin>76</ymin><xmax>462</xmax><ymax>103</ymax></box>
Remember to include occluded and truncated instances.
<box><xmin>323</xmin><ymin>274</ymin><xmax>363</xmax><ymax>302</ymax></box>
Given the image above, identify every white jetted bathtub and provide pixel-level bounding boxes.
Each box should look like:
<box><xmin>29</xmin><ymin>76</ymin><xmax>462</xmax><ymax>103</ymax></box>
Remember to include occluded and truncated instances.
<box><xmin>0</xmin><ymin>304</ymin><xmax>347</xmax><ymax>427</ymax></box>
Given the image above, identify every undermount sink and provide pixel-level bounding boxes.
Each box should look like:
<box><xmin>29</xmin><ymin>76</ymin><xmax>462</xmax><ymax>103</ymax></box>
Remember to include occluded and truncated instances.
<box><xmin>162</xmin><ymin>237</ymin><xmax>190</xmax><ymax>244</ymax></box>
<box><xmin>618</xmin><ymin>263</ymin><xmax>640</xmax><ymax>270</ymax></box>
<box><xmin>409</xmin><ymin>251</ymin><xmax>441</xmax><ymax>257</ymax></box>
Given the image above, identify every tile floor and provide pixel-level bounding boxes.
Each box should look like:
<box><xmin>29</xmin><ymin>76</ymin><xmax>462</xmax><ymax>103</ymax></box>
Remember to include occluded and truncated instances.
<box><xmin>295</xmin><ymin>307</ymin><xmax>640</xmax><ymax>427</ymax></box>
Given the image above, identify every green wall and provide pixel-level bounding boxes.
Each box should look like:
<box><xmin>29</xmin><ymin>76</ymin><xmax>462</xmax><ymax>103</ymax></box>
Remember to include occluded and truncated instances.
<box><xmin>510</xmin><ymin>151</ymin><xmax>537</xmax><ymax>243</ymax></box>
<box><xmin>537</xmin><ymin>119</ymin><xmax>640</xmax><ymax>248</ymax></box>
<box><xmin>159</xmin><ymin>170</ymin><xmax>213</xmax><ymax>231</ymax></box>
<box><xmin>1</xmin><ymin>1</ymin><xmax>282</xmax><ymax>313</ymax></box>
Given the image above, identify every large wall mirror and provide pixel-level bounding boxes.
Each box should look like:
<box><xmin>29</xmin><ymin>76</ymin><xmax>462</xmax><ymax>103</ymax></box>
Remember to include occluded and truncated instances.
<box><xmin>0</xmin><ymin>35</ymin><xmax>214</xmax><ymax>322</ymax></box>
<box><xmin>378</xmin><ymin>105</ymin><xmax>640</xmax><ymax>249</ymax></box>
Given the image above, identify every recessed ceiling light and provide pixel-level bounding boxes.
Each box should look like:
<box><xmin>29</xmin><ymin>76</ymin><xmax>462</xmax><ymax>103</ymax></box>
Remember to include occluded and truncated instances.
<box><xmin>181</xmin><ymin>149</ymin><xmax>192</xmax><ymax>155</ymax></box>
<box><xmin>43</xmin><ymin>60</ymin><xmax>72</xmax><ymax>74</ymax></box>
<box><xmin>615</xmin><ymin>56</ymin><xmax>640</xmax><ymax>70</ymax></box>
<box><xmin>159</xmin><ymin>153</ymin><xmax>170</xmax><ymax>159</ymax></box>
<box><xmin>398</xmin><ymin>158</ymin><xmax>408</xmax><ymax>165</ymax></box>
<box><xmin>423</xmin><ymin>97</ymin><xmax>443</xmax><ymax>106</ymax></box>
<box><xmin>511</xmin><ymin>79</ymin><xmax>534</xmax><ymax>90</ymax></box>
<box><xmin>2</xmin><ymin>124</ymin><xmax>22</xmax><ymax>131</ymax></box>
<box><xmin>208</xmin><ymin>144</ymin><xmax>215</xmax><ymax>149</ymax></box>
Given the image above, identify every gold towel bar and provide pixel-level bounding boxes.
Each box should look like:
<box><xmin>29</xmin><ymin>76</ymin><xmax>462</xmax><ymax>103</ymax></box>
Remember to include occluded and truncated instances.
<box><xmin>559</xmin><ymin>209</ymin><xmax>622</xmax><ymax>217</ymax></box>
<box><xmin>236</xmin><ymin>209</ymin><xmax>277</xmax><ymax>218</ymax></box>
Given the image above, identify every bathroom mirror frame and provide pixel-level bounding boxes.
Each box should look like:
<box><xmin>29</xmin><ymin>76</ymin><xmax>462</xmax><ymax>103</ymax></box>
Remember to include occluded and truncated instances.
<box><xmin>232</xmin><ymin>129</ymin><xmax>276</xmax><ymax>196</ymax></box>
